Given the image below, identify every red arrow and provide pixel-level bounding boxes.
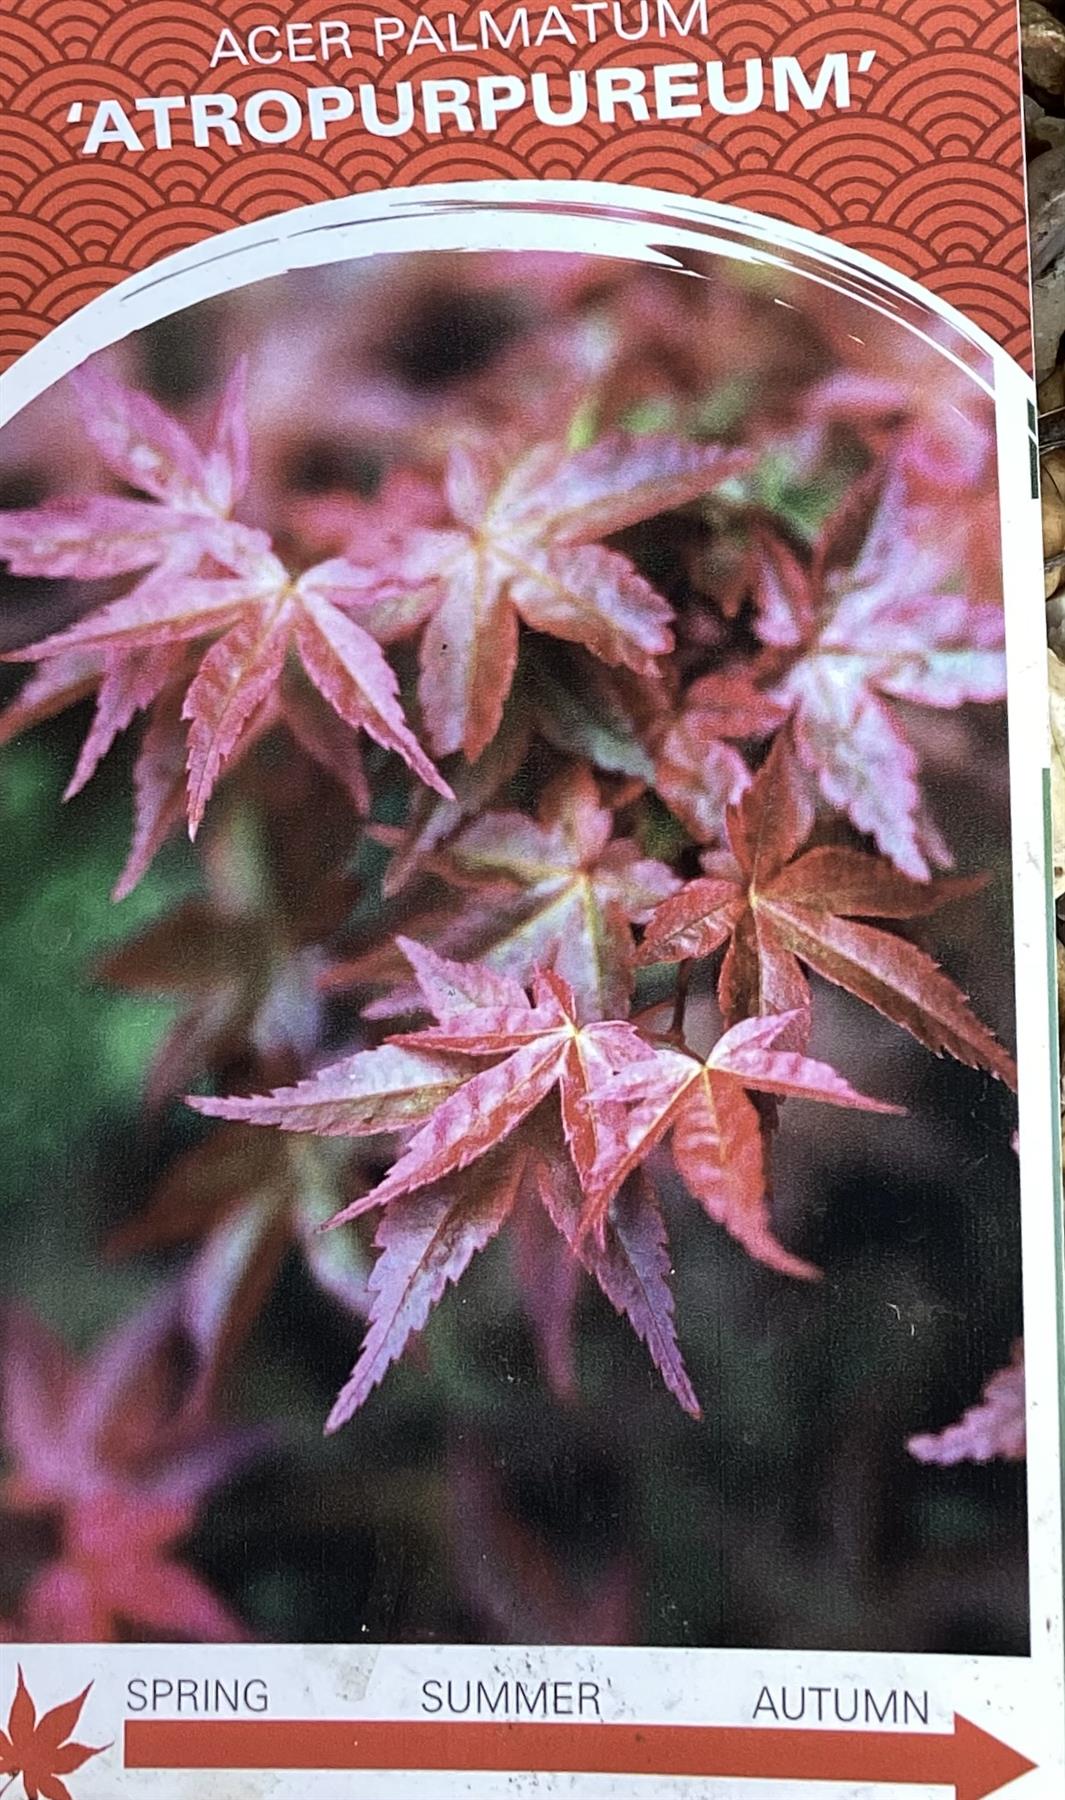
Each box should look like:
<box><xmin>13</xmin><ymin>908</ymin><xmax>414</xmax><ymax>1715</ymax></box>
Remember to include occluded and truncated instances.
<box><xmin>125</xmin><ymin>1711</ymin><xmax>1034</xmax><ymax>1798</ymax></box>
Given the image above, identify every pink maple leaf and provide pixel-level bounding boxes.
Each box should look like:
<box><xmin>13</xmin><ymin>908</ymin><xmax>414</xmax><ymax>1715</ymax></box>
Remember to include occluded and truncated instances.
<box><xmin>0</xmin><ymin>360</ymin><xmax>257</xmax><ymax>582</ymax></box>
<box><xmin>400</xmin><ymin>432</ymin><xmax>750</xmax><ymax>760</ymax></box>
<box><xmin>361</xmin><ymin>765</ymin><xmax>680</xmax><ymax>1022</ymax></box>
<box><xmin>908</xmin><ymin>1341</ymin><xmax>1026</xmax><ymax>1465</ymax></box>
<box><xmin>1</xmin><ymin>1294</ymin><xmax>262</xmax><ymax>1642</ymax></box>
<box><xmin>0</xmin><ymin>366</ymin><xmax>450</xmax><ymax>874</ymax></box>
<box><xmin>753</xmin><ymin>474</ymin><xmax>1005</xmax><ymax>878</ymax></box>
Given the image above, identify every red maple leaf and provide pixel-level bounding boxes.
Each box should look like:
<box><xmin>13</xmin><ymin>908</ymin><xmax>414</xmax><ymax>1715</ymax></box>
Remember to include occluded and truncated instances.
<box><xmin>334</xmin><ymin>945</ymin><xmax>647</xmax><ymax>1216</ymax></box>
<box><xmin>192</xmin><ymin>942</ymin><xmax>700</xmax><ymax>1420</ymax></box>
<box><xmin>636</xmin><ymin>733</ymin><xmax>1016</xmax><ymax>1085</ymax></box>
<box><xmin>314</xmin><ymin>1134</ymin><xmax>699</xmax><ymax>1430</ymax></box>
<box><xmin>398</xmin><ymin>432</ymin><xmax>750</xmax><ymax>759</ymax></box>
<box><xmin>0</xmin><ymin>1669</ymin><xmax>107</xmax><ymax>1800</ymax></box>
<box><xmin>752</xmin><ymin>472</ymin><xmax>1005</xmax><ymax>878</ymax></box>
<box><xmin>196</xmin><ymin>939</ymin><xmax>645</xmax><ymax>1215</ymax></box>
<box><xmin>653</xmin><ymin>668</ymin><xmax>786</xmax><ymax>846</ymax></box>
<box><xmin>528</xmin><ymin>1143</ymin><xmax>700</xmax><ymax>1418</ymax></box>
<box><xmin>584</xmin><ymin>1009</ymin><xmax>901</xmax><ymax>1273</ymax></box>
<box><xmin>350</xmin><ymin>765</ymin><xmax>679</xmax><ymax>1022</ymax></box>
<box><xmin>110</xmin><ymin>1129</ymin><xmax>372</xmax><ymax>1381</ymax></box>
<box><xmin>323</xmin><ymin>1144</ymin><xmax>528</xmax><ymax>1429</ymax></box>
<box><xmin>96</xmin><ymin>780</ymin><xmax>355</xmax><ymax>1104</ymax></box>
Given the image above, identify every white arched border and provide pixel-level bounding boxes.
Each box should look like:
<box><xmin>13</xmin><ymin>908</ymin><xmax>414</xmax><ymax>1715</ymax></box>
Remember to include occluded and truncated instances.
<box><xmin>0</xmin><ymin>179</ymin><xmax>1010</xmax><ymax>421</ymax></box>
<box><xmin>1</xmin><ymin>181</ymin><xmax>1061</xmax><ymax>1760</ymax></box>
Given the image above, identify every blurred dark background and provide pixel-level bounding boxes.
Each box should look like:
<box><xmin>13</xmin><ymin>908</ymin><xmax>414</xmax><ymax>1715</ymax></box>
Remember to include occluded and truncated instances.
<box><xmin>0</xmin><ymin>251</ymin><xmax>1026</xmax><ymax>1653</ymax></box>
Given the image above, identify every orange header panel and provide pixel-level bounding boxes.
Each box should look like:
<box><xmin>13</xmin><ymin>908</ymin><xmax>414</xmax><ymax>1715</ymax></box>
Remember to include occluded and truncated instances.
<box><xmin>0</xmin><ymin>0</ymin><xmax>1031</xmax><ymax>371</ymax></box>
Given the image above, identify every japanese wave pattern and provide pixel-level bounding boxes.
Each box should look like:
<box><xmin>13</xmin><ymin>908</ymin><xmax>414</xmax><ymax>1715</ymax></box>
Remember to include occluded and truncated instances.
<box><xmin>0</xmin><ymin>0</ymin><xmax>1032</xmax><ymax>370</ymax></box>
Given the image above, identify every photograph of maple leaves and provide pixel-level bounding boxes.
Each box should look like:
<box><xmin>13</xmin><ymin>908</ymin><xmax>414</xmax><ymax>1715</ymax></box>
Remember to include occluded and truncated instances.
<box><xmin>0</xmin><ymin>245</ymin><xmax>1026</xmax><ymax>1654</ymax></box>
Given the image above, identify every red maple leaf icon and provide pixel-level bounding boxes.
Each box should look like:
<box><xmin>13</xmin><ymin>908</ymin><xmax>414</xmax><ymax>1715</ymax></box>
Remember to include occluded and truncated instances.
<box><xmin>0</xmin><ymin>1668</ymin><xmax>107</xmax><ymax>1800</ymax></box>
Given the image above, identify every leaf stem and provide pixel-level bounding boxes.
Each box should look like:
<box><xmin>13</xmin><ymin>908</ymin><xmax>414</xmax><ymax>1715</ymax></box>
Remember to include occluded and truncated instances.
<box><xmin>670</xmin><ymin>960</ymin><xmax>692</xmax><ymax>1040</ymax></box>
